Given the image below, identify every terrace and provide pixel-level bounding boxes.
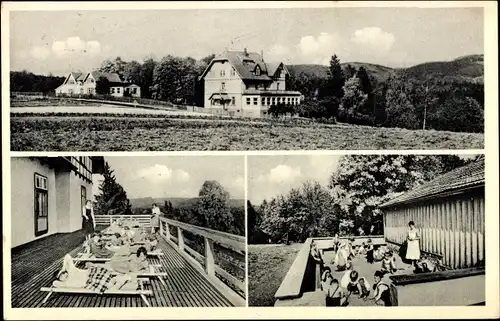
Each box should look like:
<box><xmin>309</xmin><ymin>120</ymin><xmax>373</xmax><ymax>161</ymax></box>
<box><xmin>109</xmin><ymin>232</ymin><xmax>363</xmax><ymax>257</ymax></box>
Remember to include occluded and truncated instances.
<box><xmin>274</xmin><ymin>236</ymin><xmax>485</xmax><ymax>307</ymax></box>
<box><xmin>11</xmin><ymin>215</ymin><xmax>245</xmax><ymax>308</ymax></box>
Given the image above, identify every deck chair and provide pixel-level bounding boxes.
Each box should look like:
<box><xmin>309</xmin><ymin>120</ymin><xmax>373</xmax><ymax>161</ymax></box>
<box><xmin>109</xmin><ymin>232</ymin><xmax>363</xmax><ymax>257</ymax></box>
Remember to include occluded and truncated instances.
<box><xmin>40</xmin><ymin>279</ymin><xmax>153</xmax><ymax>307</ymax></box>
<box><xmin>74</xmin><ymin>249</ymin><xmax>164</xmax><ymax>262</ymax></box>
<box><xmin>88</xmin><ymin>263</ymin><xmax>168</xmax><ymax>287</ymax></box>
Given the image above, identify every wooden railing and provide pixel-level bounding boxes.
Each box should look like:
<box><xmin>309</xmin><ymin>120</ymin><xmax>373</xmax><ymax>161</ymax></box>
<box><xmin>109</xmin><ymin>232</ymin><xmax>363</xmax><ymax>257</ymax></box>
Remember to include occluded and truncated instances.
<box><xmin>158</xmin><ymin>217</ymin><xmax>246</xmax><ymax>307</ymax></box>
<box><xmin>94</xmin><ymin>214</ymin><xmax>152</xmax><ymax>227</ymax></box>
<box><xmin>94</xmin><ymin>214</ymin><xmax>246</xmax><ymax>306</ymax></box>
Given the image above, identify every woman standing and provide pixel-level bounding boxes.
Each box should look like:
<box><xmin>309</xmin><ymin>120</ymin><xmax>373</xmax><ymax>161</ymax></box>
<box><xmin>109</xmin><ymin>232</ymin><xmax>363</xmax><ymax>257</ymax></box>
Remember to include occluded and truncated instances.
<box><xmin>406</xmin><ymin>221</ymin><xmax>421</xmax><ymax>267</ymax></box>
<box><xmin>150</xmin><ymin>203</ymin><xmax>161</xmax><ymax>234</ymax></box>
<box><xmin>82</xmin><ymin>200</ymin><xmax>95</xmax><ymax>238</ymax></box>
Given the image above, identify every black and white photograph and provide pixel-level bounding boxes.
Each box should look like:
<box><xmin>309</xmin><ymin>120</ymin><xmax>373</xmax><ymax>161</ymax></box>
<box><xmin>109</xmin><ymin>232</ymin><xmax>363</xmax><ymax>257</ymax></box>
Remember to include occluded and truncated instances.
<box><xmin>247</xmin><ymin>154</ymin><xmax>485</xmax><ymax>307</ymax></box>
<box><xmin>10</xmin><ymin>155</ymin><xmax>246</xmax><ymax>308</ymax></box>
<box><xmin>8</xmin><ymin>6</ymin><xmax>484</xmax><ymax>151</ymax></box>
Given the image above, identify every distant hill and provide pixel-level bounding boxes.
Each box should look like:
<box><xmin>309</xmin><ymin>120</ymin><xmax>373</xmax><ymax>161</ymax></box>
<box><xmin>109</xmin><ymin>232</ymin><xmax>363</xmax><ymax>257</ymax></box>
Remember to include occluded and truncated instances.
<box><xmin>130</xmin><ymin>197</ymin><xmax>245</xmax><ymax>210</ymax></box>
<box><xmin>286</xmin><ymin>54</ymin><xmax>483</xmax><ymax>83</ymax></box>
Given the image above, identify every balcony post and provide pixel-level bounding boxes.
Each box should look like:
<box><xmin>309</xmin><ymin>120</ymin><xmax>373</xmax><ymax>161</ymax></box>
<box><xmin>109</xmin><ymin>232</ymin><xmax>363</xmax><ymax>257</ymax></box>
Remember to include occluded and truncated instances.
<box><xmin>204</xmin><ymin>237</ymin><xmax>215</xmax><ymax>277</ymax></box>
<box><xmin>165</xmin><ymin>222</ymin><xmax>171</xmax><ymax>240</ymax></box>
<box><xmin>177</xmin><ymin>226</ymin><xmax>185</xmax><ymax>252</ymax></box>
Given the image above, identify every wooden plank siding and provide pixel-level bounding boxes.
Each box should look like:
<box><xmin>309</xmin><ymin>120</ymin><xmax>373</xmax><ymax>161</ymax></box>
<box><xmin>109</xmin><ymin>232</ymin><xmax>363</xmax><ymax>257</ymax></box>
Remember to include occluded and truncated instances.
<box><xmin>10</xmin><ymin>230</ymin><xmax>233</xmax><ymax>307</ymax></box>
<box><xmin>383</xmin><ymin>190</ymin><xmax>485</xmax><ymax>269</ymax></box>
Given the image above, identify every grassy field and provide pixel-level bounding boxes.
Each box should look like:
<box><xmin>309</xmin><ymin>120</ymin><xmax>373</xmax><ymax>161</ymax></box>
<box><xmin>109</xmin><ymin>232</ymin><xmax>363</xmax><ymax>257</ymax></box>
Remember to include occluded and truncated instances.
<box><xmin>248</xmin><ymin>243</ymin><xmax>302</xmax><ymax>306</ymax></box>
<box><xmin>10</xmin><ymin>115</ymin><xmax>484</xmax><ymax>151</ymax></box>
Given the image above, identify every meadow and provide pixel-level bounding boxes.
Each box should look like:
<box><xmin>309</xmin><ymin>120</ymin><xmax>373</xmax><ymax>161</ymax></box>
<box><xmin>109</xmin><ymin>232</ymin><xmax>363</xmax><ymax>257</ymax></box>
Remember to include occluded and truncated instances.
<box><xmin>10</xmin><ymin>114</ymin><xmax>484</xmax><ymax>151</ymax></box>
<box><xmin>248</xmin><ymin>244</ymin><xmax>302</xmax><ymax>306</ymax></box>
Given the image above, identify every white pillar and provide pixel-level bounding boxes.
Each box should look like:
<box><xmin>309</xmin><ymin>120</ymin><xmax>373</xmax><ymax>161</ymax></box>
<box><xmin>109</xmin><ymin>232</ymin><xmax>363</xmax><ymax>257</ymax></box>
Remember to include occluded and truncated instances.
<box><xmin>177</xmin><ymin>227</ymin><xmax>184</xmax><ymax>252</ymax></box>
<box><xmin>204</xmin><ymin>237</ymin><xmax>215</xmax><ymax>277</ymax></box>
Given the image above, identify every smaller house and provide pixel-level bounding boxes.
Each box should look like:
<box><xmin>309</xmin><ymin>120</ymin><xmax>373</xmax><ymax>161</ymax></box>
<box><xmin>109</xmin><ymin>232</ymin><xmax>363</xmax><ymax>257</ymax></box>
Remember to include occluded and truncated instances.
<box><xmin>55</xmin><ymin>71</ymin><xmax>141</xmax><ymax>98</ymax></box>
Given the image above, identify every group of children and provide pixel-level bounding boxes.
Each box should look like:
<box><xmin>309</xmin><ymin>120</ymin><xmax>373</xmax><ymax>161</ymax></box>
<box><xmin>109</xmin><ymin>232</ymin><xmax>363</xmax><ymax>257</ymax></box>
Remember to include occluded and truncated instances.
<box><xmin>310</xmin><ymin>238</ymin><xmax>395</xmax><ymax>307</ymax></box>
<box><xmin>51</xmin><ymin>220</ymin><xmax>159</xmax><ymax>292</ymax></box>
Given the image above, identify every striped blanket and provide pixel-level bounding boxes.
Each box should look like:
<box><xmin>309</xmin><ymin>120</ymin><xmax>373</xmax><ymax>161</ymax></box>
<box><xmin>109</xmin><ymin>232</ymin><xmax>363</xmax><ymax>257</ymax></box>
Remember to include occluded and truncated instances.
<box><xmin>84</xmin><ymin>266</ymin><xmax>114</xmax><ymax>293</ymax></box>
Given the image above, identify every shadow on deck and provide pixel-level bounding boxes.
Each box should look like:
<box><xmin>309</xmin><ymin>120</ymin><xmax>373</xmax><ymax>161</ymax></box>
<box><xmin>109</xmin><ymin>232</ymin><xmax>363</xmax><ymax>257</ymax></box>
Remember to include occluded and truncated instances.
<box><xmin>11</xmin><ymin>230</ymin><xmax>233</xmax><ymax>307</ymax></box>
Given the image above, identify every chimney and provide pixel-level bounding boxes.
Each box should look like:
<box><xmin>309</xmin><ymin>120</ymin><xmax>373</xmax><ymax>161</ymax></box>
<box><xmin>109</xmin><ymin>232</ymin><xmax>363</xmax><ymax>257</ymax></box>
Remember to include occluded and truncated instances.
<box><xmin>244</xmin><ymin>47</ymin><xmax>248</xmax><ymax>56</ymax></box>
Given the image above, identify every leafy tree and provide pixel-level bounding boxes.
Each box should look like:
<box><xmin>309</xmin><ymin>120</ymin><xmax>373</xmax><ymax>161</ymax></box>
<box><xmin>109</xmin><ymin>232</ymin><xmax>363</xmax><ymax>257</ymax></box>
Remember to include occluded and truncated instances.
<box><xmin>343</xmin><ymin>64</ymin><xmax>357</xmax><ymax>79</ymax></box>
<box><xmin>328</xmin><ymin>155</ymin><xmax>473</xmax><ymax>235</ymax></box>
<box><xmin>197</xmin><ymin>180</ymin><xmax>235</xmax><ymax>234</ymax></box>
<box><xmin>10</xmin><ymin>71</ymin><xmax>65</xmax><ymax>93</ymax></box>
<box><xmin>123</xmin><ymin>60</ymin><xmax>142</xmax><ymax>84</ymax></box>
<box><xmin>95</xmin><ymin>76</ymin><xmax>110</xmax><ymax>95</ymax></box>
<box><xmin>259</xmin><ymin>181</ymin><xmax>339</xmax><ymax>243</ymax></box>
<box><xmin>152</xmin><ymin>55</ymin><xmax>198</xmax><ymax>103</ymax></box>
<box><xmin>94</xmin><ymin>162</ymin><xmax>132</xmax><ymax>216</ymax></box>
<box><xmin>384</xmin><ymin>72</ymin><xmax>418</xmax><ymax>129</ymax></box>
<box><xmin>338</xmin><ymin>76</ymin><xmax>370</xmax><ymax>124</ymax></box>
<box><xmin>356</xmin><ymin>67</ymin><xmax>373</xmax><ymax>95</ymax></box>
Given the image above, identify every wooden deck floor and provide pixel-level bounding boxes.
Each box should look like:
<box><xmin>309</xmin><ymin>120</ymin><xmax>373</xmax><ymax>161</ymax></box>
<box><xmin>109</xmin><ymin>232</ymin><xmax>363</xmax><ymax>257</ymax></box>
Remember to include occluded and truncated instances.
<box><xmin>11</xmin><ymin>230</ymin><xmax>233</xmax><ymax>307</ymax></box>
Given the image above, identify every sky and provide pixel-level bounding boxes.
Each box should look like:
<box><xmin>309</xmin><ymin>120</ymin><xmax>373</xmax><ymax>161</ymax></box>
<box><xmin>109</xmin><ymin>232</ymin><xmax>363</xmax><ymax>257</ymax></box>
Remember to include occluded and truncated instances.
<box><xmin>9</xmin><ymin>7</ymin><xmax>484</xmax><ymax>76</ymax></box>
<box><xmin>91</xmin><ymin>156</ymin><xmax>244</xmax><ymax>200</ymax></box>
<box><xmin>248</xmin><ymin>154</ymin><xmax>480</xmax><ymax>205</ymax></box>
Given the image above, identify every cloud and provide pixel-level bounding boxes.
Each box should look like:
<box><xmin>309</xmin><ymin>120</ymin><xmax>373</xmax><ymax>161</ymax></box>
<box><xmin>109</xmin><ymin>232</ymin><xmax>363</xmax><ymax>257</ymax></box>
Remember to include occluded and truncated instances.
<box><xmin>258</xmin><ymin>164</ymin><xmax>301</xmax><ymax>184</ymax></box>
<box><xmin>136</xmin><ymin>164</ymin><xmax>173</xmax><ymax>183</ymax></box>
<box><xmin>174</xmin><ymin>169</ymin><xmax>190</xmax><ymax>182</ymax></box>
<box><xmin>298</xmin><ymin>32</ymin><xmax>340</xmax><ymax>65</ymax></box>
<box><xmin>351</xmin><ymin>27</ymin><xmax>395</xmax><ymax>54</ymax></box>
<box><xmin>30</xmin><ymin>46</ymin><xmax>50</xmax><ymax>60</ymax></box>
<box><xmin>52</xmin><ymin>36</ymin><xmax>101</xmax><ymax>57</ymax></box>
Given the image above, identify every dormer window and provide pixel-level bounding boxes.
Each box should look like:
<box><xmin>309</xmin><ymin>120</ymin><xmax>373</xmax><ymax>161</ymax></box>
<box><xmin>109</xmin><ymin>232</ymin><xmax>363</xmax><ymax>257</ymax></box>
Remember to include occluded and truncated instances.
<box><xmin>255</xmin><ymin>66</ymin><xmax>261</xmax><ymax>76</ymax></box>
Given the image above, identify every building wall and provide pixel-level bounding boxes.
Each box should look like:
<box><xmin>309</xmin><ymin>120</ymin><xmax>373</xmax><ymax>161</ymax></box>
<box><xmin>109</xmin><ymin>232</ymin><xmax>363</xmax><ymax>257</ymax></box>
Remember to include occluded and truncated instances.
<box><xmin>204</xmin><ymin>61</ymin><xmax>244</xmax><ymax>110</ymax></box>
<box><xmin>383</xmin><ymin>189</ymin><xmax>485</xmax><ymax>269</ymax></box>
<box><xmin>11</xmin><ymin>158</ymin><xmax>57</xmax><ymax>248</ymax></box>
<box><xmin>110</xmin><ymin>86</ymin><xmax>124</xmax><ymax>97</ymax></box>
<box><xmin>11</xmin><ymin>158</ymin><xmax>93</xmax><ymax>248</ymax></box>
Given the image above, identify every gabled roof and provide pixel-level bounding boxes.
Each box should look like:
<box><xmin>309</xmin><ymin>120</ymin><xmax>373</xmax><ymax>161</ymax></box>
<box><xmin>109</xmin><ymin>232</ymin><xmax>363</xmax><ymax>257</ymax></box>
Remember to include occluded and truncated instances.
<box><xmin>88</xmin><ymin>71</ymin><xmax>122</xmax><ymax>83</ymax></box>
<box><xmin>199</xmin><ymin>50</ymin><xmax>288</xmax><ymax>82</ymax></box>
<box><xmin>380</xmin><ymin>157</ymin><xmax>485</xmax><ymax>208</ymax></box>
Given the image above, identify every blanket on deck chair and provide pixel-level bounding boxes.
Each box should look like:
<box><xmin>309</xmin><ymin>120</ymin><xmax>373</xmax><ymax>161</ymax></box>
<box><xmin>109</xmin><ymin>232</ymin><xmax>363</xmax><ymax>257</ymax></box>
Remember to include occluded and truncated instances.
<box><xmin>84</xmin><ymin>266</ymin><xmax>115</xmax><ymax>293</ymax></box>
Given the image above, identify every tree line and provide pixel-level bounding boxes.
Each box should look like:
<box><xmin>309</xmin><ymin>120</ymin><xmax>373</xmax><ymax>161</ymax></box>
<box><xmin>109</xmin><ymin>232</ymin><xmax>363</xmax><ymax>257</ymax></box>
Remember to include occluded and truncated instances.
<box><xmin>248</xmin><ymin>155</ymin><xmax>481</xmax><ymax>244</ymax></box>
<box><xmin>11</xmin><ymin>52</ymin><xmax>483</xmax><ymax>133</ymax></box>
<box><xmin>10</xmin><ymin>71</ymin><xmax>65</xmax><ymax>93</ymax></box>
<box><xmin>286</xmin><ymin>55</ymin><xmax>484</xmax><ymax>133</ymax></box>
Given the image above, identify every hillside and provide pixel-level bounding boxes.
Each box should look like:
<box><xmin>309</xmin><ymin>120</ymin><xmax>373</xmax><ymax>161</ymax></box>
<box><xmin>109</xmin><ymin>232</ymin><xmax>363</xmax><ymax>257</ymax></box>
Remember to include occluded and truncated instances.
<box><xmin>286</xmin><ymin>54</ymin><xmax>483</xmax><ymax>82</ymax></box>
<box><xmin>130</xmin><ymin>197</ymin><xmax>245</xmax><ymax>210</ymax></box>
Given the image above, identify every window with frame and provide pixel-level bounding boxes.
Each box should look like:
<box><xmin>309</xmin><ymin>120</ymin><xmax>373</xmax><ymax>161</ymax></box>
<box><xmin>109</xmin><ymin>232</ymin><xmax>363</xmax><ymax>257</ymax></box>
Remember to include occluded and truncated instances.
<box><xmin>253</xmin><ymin>97</ymin><xmax>258</xmax><ymax>105</ymax></box>
<box><xmin>220</xmin><ymin>70</ymin><xmax>226</xmax><ymax>77</ymax></box>
<box><xmin>261</xmin><ymin>97</ymin><xmax>265</xmax><ymax>105</ymax></box>
<box><xmin>111</xmin><ymin>88</ymin><xmax>115</xmax><ymax>93</ymax></box>
<box><xmin>221</xmin><ymin>82</ymin><xmax>226</xmax><ymax>91</ymax></box>
<box><xmin>231</xmin><ymin>68</ymin><xmax>236</xmax><ymax>76</ymax></box>
<box><xmin>34</xmin><ymin>173</ymin><xmax>48</xmax><ymax>236</ymax></box>
<box><xmin>255</xmin><ymin>66</ymin><xmax>261</xmax><ymax>76</ymax></box>
<box><xmin>246</xmin><ymin>98</ymin><xmax>251</xmax><ymax>105</ymax></box>
<box><xmin>231</xmin><ymin>97</ymin><xmax>235</xmax><ymax>106</ymax></box>
<box><xmin>90</xmin><ymin>78</ymin><xmax>94</xmax><ymax>83</ymax></box>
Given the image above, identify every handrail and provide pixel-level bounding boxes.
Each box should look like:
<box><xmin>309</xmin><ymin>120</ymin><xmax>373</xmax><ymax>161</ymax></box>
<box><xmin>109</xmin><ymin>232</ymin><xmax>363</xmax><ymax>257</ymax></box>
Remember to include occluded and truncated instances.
<box><xmin>157</xmin><ymin>216</ymin><xmax>246</xmax><ymax>307</ymax></box>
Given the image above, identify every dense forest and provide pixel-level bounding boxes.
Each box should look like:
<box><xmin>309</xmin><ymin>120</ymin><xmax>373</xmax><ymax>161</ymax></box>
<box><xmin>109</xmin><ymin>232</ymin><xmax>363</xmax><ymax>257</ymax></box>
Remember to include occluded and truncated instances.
<box><xmin>11</xmin><ymin>53</ymin><xmax>483</xmax><ymax>133</ymax></box>
<box><xmin>248</xmin><ymin>155</ymin><xmax>482</xmax><ymax>244</ymax></box>
<box><xmin>10</xmin><ymin>71</ymin><xmax>65</xmax><ymax>93</ymax></box>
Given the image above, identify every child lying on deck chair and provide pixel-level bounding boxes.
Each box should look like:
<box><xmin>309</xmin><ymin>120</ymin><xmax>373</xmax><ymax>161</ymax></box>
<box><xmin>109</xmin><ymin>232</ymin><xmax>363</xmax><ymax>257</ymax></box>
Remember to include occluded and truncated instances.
<box><xmin>103</xmin><ymin>247</ymin><xmax>151</xmax><ymax>274</ymax></box>
<box><xmin>52</xmin><ymin>254</ymin><xmax>139</xmax><ymax>291</ymax></box>
<box><xmin>86</xmin><ymin>233</ymin><xmax>115</xmax><ymax>259</ymax></box>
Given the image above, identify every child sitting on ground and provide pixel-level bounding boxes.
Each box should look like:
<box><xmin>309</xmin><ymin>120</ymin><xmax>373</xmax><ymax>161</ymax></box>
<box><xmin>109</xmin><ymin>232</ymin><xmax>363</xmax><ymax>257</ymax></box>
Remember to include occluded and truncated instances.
<box><xmin>381</xmin><ymin>250</ymin><xmax>397</xmax><ymax>274</ymax></box>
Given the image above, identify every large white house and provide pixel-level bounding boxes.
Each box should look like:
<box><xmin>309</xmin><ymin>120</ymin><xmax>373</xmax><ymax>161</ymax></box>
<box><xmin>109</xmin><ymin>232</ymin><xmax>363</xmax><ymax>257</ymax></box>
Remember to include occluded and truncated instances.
<box><xmin>55</xmin><ymin>71</ymin><xmax>141</xmax><ymax>98</ymax></box>
<box><xmin>199</xmin><ymin>49</ymin><xmax>302</xmax><ymax>118</ymax></box>
<box><xmin>11</xmin><ymin>156</ymin><xmax>105</xmax><ymax>248</ymax></box>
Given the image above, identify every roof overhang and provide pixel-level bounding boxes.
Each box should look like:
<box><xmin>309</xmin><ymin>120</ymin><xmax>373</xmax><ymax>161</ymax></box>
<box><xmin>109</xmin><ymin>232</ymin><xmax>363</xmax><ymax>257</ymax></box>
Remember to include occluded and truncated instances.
<box><xmin>380</xmin><ymin>183</ymin><xmax>485</xmax><ymax>209</ymax></box>
<box><xmin>209</xmin><ymin>93</ymin><xmax>232</xmax><ymax>101</ymax></box>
